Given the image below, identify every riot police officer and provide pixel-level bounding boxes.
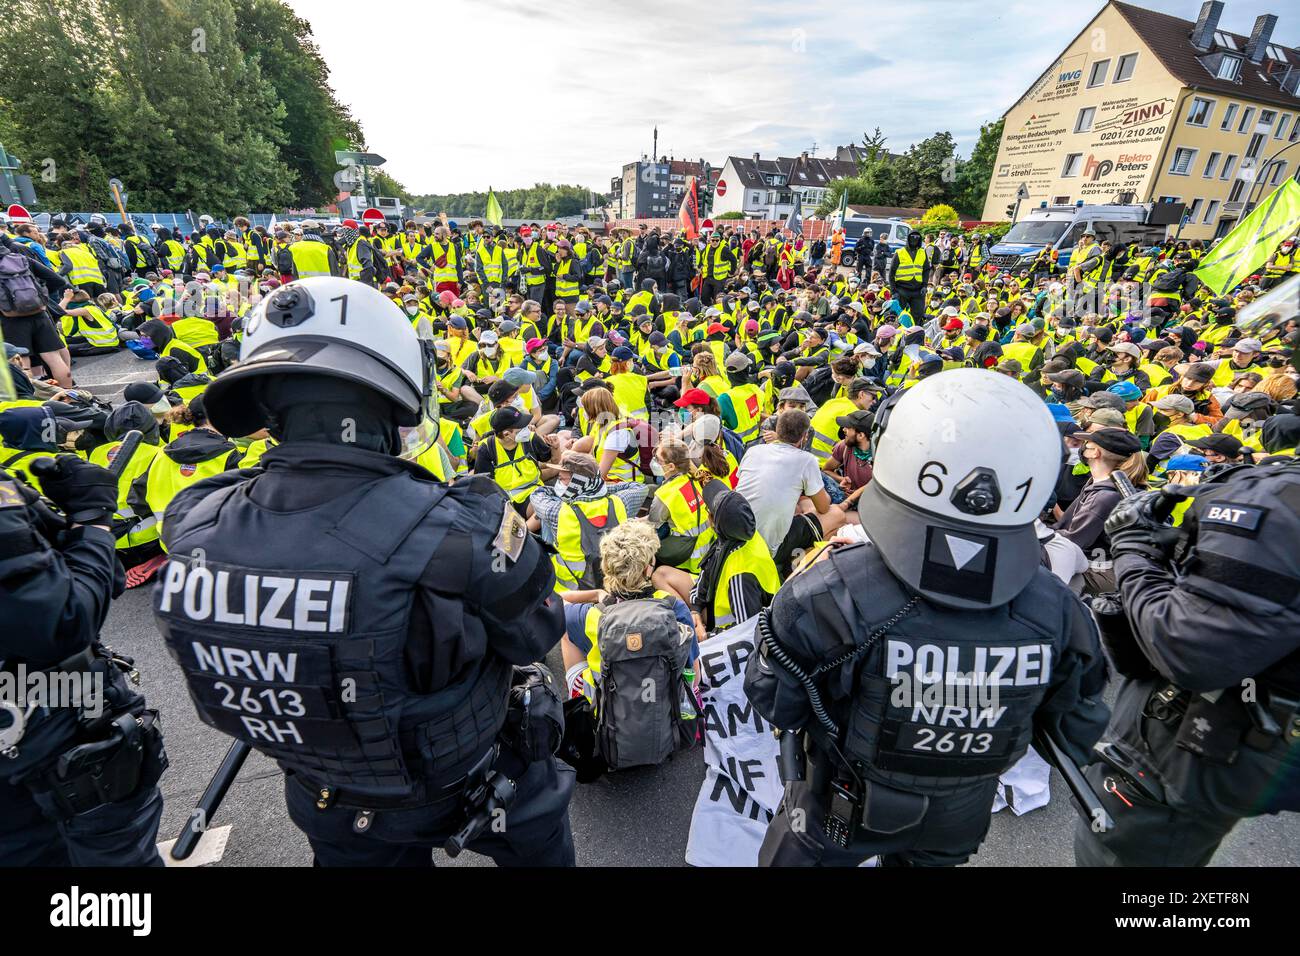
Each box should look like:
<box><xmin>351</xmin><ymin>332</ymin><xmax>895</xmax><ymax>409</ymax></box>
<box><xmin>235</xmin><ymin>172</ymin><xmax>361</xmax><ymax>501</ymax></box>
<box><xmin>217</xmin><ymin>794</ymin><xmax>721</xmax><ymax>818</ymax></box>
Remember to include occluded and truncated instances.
<box><xmin>0</xmin><ymin>455</ymin><xmax>167</xmax><ymax>865</ymax></box>
<box><xmin>1074</xmin><ymin>459</ymin><xmax>1300</xmax><ymax>866</ymax></box>
<box><xmin>745</xmin><ymin>368</ymin><xmax>1109</xmax><ymax>866</ymax></box>
<box><xmin>152</xmin><ymin>276</ymin><xmax>575</xmax><ymax>866</ymax></box>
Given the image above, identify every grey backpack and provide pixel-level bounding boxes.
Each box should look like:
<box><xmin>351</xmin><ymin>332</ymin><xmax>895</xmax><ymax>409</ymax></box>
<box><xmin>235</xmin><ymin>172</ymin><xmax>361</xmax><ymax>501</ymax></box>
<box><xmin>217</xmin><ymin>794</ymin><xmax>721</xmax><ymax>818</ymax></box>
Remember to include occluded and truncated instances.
<box><xmin>0</xmin><ymin>252</ymin><xmax>44</xmax><ymax>317</ymax></box>
<box><xmin>594</xmin><ymin>596</ymin><xmax>698</xmax><ymax>770</ymax></box>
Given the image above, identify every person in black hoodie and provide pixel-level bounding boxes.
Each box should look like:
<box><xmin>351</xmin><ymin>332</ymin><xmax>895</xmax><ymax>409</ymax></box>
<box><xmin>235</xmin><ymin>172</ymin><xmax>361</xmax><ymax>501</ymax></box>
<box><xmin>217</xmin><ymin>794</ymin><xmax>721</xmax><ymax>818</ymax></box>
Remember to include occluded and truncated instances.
<box><xmin>0</xmin><ymin>405</ymin><xmax>62</xmax><ymax>491</ymax></box>
<box><xmin>155</xmin><ymin>354</ymin><xmax>213</xmax><ymax>403</ymax></box>
<box><xmin>92</xmin><ymin>401</ymin><xmax>168</xmax><ymax>573</ymax></box>
<box><xmin>635</xmin><ymin>233</ymin><xmax>671</xmax><ymax>290</ymax></box>
<box><xmin>668</xmin><ymin>237</ymin><xmax>695</xmax><ymax>300</ymax></box>
<box><xmin>142</xmin><ymin>394</ymin><xmax>241</xmax><ymax>533</ymax></box>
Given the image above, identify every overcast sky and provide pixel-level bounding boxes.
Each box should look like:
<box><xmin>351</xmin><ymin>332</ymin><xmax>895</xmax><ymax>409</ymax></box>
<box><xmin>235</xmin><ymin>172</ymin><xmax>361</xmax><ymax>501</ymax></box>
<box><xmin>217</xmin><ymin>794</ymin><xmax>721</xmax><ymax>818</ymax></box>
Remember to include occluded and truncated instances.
<box><xmin>286</xmin><ymin>0</ymin><xmax>1300</xmax><ymax>195</ymax></box>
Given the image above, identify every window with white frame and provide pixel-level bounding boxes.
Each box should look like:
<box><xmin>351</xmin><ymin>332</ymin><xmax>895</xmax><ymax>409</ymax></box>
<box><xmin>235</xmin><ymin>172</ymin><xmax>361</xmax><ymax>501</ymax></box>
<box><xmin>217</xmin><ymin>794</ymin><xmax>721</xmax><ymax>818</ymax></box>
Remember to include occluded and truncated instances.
<box><xmin>1221</xmin><ymin>154</ymin><xmax>1238</xmax><ymax>180</ymax></box>
<box><xmin>1203</xmin><ymin>151</ymin><xmax>1221</xmax><ymax>177</ymax></box>
<box><xmin>1114</xmin><ymin>53</ymin><xmax>1138</xmax><ymax>82</ymax></box>
<box><xmin>1187</xmin><ymin>197</ymin><xmax>1204</xmax><ymax>222</ymax></box>
<box><xmin>1187</xmin><ymin>97</ymin><xmax>1214</xmax><ymax>127</ymax></box>
<box><xmin>1075</xmin><ymin>107</ymin><xmax>1096</xmax><ymax>133</ymax></box>
<box><xmin>1237</xmin><ymin>106</ymin><xmax>1256</xmax><ymax>133</ymax></box>
<box><xmin>1272</xmin><ymin>161</ymin><xmax>1290</xmax><ymax>186</ymax></box>
<box><xmin>1088</xmin><ymin>59</ymin><xmax>1109</xmax><ymax>88</ymax></box>
<box><xmin>1220</xmin><ymin>103</ymin><xmax>1239</xmax><ymax>130</ymax></box>
<box><xmin>1061</xmin><ymin>153</ymin><xmax>1084</xmax><ymax>177</ymax></box>
<box><xmin>1168</xmin><ymin>147</ymin><xmax>1197</xmax><ymax>176</ymax></box>
<box><xmin>1217</xmin><ymin>55</ymin><xmax>1242</xmax><ymax>81</ymax></box>
<box><xmin>1278</xmin><ymin>114</ymin><xmax>1292</xmax><ymax>140</ymax></box>
<box><xmin>1203</xmin><ymin>199</ymin><xmax>1220</xmax><ymax>223</ymax></box>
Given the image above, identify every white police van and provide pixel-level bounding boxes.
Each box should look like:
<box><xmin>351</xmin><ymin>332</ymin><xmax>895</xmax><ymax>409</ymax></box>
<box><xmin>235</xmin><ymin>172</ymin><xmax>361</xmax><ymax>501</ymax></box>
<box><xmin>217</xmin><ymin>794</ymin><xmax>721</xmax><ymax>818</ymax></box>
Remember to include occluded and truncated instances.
<box><xmin>987</xmin><ymin>201</ymin><xmax>1177</xmax><ymax>273</ymax></box>
<box><xmin>839</xmin><ymin>216</ymin><xmax>912</xmax><ymax>268</ymax></box>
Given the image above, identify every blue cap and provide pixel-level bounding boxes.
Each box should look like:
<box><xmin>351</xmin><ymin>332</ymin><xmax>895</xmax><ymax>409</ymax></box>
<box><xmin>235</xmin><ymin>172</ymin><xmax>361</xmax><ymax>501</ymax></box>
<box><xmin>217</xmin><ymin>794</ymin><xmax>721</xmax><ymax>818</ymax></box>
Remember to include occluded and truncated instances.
<box><xmin>1045</xmin><ymin>402</ymin><xmax>1076</xmax><ymax>424</ymax></box>
<box><xmin>449</xmin><ymin>315</ymin><xmax>468</xmax><ymax>330</ymax></box>
<box><xmin>611</xmin><ymin>346</ymin><xmax>635</xmax><ymax>361</ymax></box>
<box><xmin>1107</xmin><ymin>381</ymin><xmax>1142</xmax><ymax>401</ymax></box>
<box><xmin>210</xmin><ymin>262</ymin><xmax>225</xmax><ymax>271</ymax></box>
<box><xmin>1165</xmin><ymin>454</ymin><xmax>1207</xmax><ymax>472</ymax></box>
<box><xmin>137</xmin><ymin>288</ymin><xmax>156</xmax><ymax>303</ymax></box>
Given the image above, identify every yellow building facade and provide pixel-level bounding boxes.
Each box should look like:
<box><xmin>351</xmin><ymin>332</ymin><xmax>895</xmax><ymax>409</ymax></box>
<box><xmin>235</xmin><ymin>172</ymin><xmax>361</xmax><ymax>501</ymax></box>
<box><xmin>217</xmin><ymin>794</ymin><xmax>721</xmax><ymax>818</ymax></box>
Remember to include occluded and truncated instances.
<box><xmin>984</xmin><ymin>1</ymin><xmax>1300</xmax><ymax>241</ymax></box>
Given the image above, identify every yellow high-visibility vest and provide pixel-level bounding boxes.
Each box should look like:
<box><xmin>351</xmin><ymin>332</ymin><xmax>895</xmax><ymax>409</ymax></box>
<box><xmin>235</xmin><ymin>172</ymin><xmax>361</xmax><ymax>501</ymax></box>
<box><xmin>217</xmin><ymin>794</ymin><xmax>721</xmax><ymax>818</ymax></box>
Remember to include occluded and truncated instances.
<box><xmin>145</xmin><ymin>447</ymin><xmax>231</xmax><ymax>542</ymax></box>
<box><xmin>490</xmin><ymin>437</ymin><xmax>541</xmax><ymax>503</ymax></box>
<box><xmin>552</xmin><ymin>495</ymin><xmax>627</xmax><ymax>590</ymax></box>
<box><xmin>61</xmin><ymin>304</ymin><xmax>119</xmax><ymax>349</ymax></box>
<box><xmin>654</xmin><ymin>473</ymin><xmax>714</xmax><ymax>574</ymax></box>
<box><xmin>608</xmin><ymin>371</ymin><xmax>649</xmax><ymax>420</ymax></box>
<box><xmin>809</xmin><ymin>396</ymin><xmax>856</xmax><ymax>461</ymax></box>
<box><xmin>894</xmin><ymin>247</ymin><xmax>926</xmax><ymax>284</ymax></box>
<box><xmin>593</xmin><ymin>418</ymin><xmax>635</xmax><ymax>483</ymax></box>
<box><xmin>554</xmin><ymin>259</ymin><xmax>580</xmax><ymax>299</ymax></box>
<box><xmin>89</xmin><ymin>440</ymin><xmax>162</xmax><ymax>549</ymax></box>
<box><xmin>725</xmin><ymin>383</ymin><xmax>765</xmax><ymax>443</ymax></box>
<box><xmin>428</xmin><ymin>240</ymin><xmax>459</xmax><ymax>285</ymax></box>
<box><xmin>288</xmin><ymin>240</ymin><xmax>332</xmax><ymax>278</ymax></box>
<box><xmin>478</xmin><ymin>244</ymin><xmax>504</xmax><ymax>283</ymax></box>
<box><xmin>710</xmin><ymin>531</ymin><xmax>780</xmax><ymax>630</ymax></box>
<box><xmin>63</xmin><ymin>245</ymin><xmax>105</xmax><ymax>286</ymax></box>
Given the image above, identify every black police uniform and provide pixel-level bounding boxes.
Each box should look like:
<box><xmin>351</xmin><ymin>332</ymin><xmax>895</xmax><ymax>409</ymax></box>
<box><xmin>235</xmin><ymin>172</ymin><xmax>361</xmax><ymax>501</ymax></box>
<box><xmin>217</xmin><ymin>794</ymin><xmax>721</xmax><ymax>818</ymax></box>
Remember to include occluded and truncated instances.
<box><xmin>1075</xmin><ymin>462</ymin><xmax>1300</xmax><ymax>866</ymax></box>
<box><xmin>745</xmin><ymin>541</ymin><xmax>1108</xmax><ymax>866</ymax></box>
<box><xmin>153</xmin><ymin>443</ymin><xmax>576</xmax><ymax>866</ymax></box>
<box><xmin>0</xmin><ymin>472</ymin><xmax>166</xmax><ymax>866</ymax></box>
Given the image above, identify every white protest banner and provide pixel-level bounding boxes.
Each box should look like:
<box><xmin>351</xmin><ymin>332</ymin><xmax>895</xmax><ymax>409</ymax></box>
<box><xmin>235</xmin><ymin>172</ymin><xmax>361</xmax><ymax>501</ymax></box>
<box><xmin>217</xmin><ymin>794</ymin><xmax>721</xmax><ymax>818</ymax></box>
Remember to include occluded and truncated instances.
<box><xmin>684</xmin><ymin>618</ymin><xmax>780</xmax><ymax>867</ymax></box>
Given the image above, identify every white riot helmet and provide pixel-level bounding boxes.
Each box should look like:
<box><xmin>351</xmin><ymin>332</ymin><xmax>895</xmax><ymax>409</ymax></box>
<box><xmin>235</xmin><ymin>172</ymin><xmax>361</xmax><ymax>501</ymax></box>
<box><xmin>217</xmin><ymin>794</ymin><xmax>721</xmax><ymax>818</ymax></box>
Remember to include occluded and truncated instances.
<box><xmin>860</xmin><ymin>368</ymin><xmax>1060</xmax><ymax>609</ymax></box>
<box><xmin>205</xmin><ymin>276</ymin><xmax>425</xmax><ymax>437</ymax></box>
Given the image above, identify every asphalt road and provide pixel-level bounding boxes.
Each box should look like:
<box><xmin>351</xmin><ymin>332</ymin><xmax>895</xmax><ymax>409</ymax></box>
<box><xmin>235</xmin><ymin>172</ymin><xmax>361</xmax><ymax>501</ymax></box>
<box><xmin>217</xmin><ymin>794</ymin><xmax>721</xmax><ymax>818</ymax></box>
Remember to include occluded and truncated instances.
<box><xmin>73</xmin><ymin>349</ymin><xmax>1299</xmax><ymax>868</ymax></box>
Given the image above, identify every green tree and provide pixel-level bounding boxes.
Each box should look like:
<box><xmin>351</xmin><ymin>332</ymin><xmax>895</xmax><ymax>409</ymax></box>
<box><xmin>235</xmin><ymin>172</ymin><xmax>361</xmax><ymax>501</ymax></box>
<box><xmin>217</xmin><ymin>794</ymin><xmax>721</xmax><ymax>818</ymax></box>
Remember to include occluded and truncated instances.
<box><xmin>0</xmin><ymin>0</ymin><xmax>360</xmax><ymax>216</ymax></box>
<box><xmin>859</xmin><ymin>127</ymin><xmax>888</xmax><ymax>165</ymax></box>
<box><xmin>921</xmin><ymin>204</ymin><xmax>960</xmax><ymax>227</ymax></box>
<box><xmin>0</xmin><ymin>1</ymin><xmax>120</xmax><ymax>210</ymax></box>
<box><xmin>229</xmin><ymin>0</ymin><xmax>364</xmax><ymax>208</ymax></box>
<box><xmin>953</xmin><ymin>118</ymin><xmax>1004</xmax><ymax>217</ymax></box>
<box><xmin>370</xmin><ymin>171</ymin><xmax>412</xmax><ymax>204</ymax></box>
<box><xmin>413</xmin><ymin>183</ymin><xmax>605</xmax><ymax>220</ymax></box>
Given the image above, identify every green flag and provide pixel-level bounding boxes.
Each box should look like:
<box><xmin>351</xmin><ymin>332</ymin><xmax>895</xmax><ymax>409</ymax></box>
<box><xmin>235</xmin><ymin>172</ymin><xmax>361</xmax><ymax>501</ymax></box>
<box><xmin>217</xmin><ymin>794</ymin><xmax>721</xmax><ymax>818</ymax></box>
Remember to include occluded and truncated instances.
<box><xmin>834</xmin><ymin>186</ymin><xmax>849</xmax><ymax>229</ymax></box>
<box><xmin>485</xmin><ymin>188</ymin><xmax>504</xmax><ymax>227</ymax></box>
<box><xmin>1194</xmin><ymin>179</ymin><xmax>1300</xmax><ymax>295</ymax></box>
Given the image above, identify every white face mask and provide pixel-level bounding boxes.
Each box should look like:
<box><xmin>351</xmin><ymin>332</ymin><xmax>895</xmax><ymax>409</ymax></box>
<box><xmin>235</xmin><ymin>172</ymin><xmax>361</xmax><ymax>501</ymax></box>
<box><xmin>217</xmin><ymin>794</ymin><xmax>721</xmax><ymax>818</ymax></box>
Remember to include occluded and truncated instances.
<box><xmin>482</xmin><ymin>345</ymin><xmax>498</xmax><ymax>357</ymax></box>
<box><xmin>650</xmin><ymin>459</ymin><xmax>666</xmax><ymax>477</ymax></box>
<box><xmin>1066</xmin><ymin>447</ymin><xmax>1081</xmax><ymax>466</ymax></box>
<box><xmin>515</xmin><ymin>427</ymin><xmax>533</xmax><ymax>444</ymax></box>
<box><xmin>553</xmin><ymin>479</ymin><xmax>569</xmax><ymax>497</ymax></box>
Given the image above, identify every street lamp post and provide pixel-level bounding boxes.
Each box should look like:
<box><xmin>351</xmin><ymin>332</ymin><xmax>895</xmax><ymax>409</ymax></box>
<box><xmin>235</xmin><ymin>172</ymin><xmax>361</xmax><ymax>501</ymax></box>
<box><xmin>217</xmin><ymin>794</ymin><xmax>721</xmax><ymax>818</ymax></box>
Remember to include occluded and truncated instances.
<box><xmin>1232</xmin><ymin>139</ymin><xmax>1300</xmax><ymax>228</ymax></box>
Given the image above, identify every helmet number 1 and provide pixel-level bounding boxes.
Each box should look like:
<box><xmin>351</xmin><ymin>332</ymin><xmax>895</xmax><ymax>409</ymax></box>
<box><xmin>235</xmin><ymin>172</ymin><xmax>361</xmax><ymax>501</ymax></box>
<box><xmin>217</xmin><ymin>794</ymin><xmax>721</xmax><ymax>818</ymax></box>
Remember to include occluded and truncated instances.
<box><xmin>332</xmin><ymin>294</ymin><xmax>349</xmax><ymax>325</ymax></box>
<box><xmin>917</xmin><ymin>460</ymin><xmax>947</xmax><ymax>497</ymax></box>
<box><xmin>1013</xmin><ymin>477</ymin><xmax>1032</xmax><ymax>511</ymax></box>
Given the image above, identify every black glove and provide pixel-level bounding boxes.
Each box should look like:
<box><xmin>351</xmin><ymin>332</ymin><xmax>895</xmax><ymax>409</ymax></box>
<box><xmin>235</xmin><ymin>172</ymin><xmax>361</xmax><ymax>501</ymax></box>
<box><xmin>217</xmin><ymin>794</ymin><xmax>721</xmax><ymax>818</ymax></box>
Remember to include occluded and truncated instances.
<box><xmin>31</xmin><ymin>454</ymin><xmax>118</xmax><ymax>526</ymax></box>
<box><xmin>1105</xmin><ymin>487</ymin><xmax>1187</xmax><ymax>561</ymax></box>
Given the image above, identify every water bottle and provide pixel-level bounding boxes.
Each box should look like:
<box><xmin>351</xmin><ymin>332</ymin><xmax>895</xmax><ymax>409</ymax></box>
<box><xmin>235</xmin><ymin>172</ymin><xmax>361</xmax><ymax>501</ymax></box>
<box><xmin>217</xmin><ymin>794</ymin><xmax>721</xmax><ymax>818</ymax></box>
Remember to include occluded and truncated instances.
<box><xmin>680</xmin><ymin>668</ymin><xmax>697</xmax><ymax>721</ymax></box>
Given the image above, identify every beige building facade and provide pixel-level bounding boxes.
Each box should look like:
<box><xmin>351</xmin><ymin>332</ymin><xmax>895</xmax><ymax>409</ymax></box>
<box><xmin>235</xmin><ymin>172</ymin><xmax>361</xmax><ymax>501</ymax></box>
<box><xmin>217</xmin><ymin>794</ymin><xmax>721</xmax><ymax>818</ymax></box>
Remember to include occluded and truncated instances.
<box><xmin>983</xmin><ymin>1</ymin><xmax>1300</xmax><ymax>240</ymax></box>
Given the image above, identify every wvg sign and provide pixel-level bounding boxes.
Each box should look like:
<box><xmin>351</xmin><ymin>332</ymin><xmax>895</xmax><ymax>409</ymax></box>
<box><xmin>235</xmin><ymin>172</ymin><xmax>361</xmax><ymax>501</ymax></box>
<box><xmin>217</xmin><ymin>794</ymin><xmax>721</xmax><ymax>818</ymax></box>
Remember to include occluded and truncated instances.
<box><xmin>1058</xmin><ymin>69</ymin><xmax>1082</xmax><ymax>84</ymax></box>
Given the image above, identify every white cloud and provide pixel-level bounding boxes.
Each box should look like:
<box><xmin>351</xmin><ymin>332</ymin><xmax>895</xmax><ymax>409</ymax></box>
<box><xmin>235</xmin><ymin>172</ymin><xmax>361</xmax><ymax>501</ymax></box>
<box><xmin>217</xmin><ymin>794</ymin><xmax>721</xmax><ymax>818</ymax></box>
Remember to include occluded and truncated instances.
<box><xmin>285</xmin><ymin>0</ymin><xmax>1300</xmax><ymax>196</ymax></box>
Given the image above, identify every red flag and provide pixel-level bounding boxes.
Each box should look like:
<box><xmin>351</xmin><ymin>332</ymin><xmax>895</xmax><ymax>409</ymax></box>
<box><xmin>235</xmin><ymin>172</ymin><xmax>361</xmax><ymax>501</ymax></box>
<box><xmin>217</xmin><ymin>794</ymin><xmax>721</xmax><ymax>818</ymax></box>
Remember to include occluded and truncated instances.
<box><xmin>677</xmin><ymin>176</ymin><xmax>699</xmax><ymax>240</ymax></box>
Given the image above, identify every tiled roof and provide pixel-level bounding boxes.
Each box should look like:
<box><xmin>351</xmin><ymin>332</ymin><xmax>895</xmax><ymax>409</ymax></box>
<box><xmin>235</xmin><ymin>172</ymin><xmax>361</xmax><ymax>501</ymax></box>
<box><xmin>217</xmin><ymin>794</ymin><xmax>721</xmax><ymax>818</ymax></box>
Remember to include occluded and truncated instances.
<box><xmin>1112</xmin><ymin>1</ymin><xmax>1300</xmax><ymax>111</ymax></box>
<box><xmin>724</xmin><ymin>155</ymin><xmax>860</xmax><ymax>190</ymax></box>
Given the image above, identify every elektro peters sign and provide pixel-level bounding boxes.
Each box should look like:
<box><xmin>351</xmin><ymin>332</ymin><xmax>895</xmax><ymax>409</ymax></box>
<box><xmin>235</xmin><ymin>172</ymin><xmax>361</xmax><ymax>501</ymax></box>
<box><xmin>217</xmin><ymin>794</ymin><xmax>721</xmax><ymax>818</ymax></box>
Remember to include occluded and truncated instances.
<box><xmin>1083</xmin><ymin>152</ymin><xmax>1151</xmax><ymax>182</ymax></box>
